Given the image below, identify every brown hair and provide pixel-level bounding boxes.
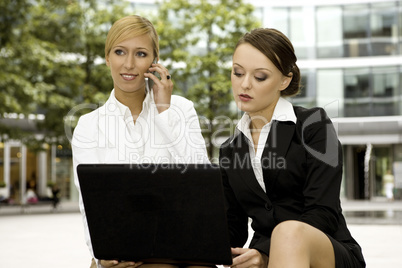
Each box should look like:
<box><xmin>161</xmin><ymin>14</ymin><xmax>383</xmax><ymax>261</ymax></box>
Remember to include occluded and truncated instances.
<box><xmin>105</xmin><ymin>15</ymin><xmax>159</xmax><ymax>59</ymax></box>
<box><xmin>235</xmin><ymin>28</ymin><xmax>301</xmax><ymax>97</ymax></box>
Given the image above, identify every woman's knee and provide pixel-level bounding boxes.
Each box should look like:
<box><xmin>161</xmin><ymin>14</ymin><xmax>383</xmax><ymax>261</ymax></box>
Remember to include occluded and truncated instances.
<box><xmin>270</xmin><ymin>220</ymin><xmax>318</xmax><ymax>252</ymax></box>
<box><xmin>272</xmin><ymin>220</ymin><xmax>308</xmax><ymax>240</ymax></box>
<box><xmin>270</xmin><ymin>220</ymin><xmax>335</xmax><ymax>267</ymax></box>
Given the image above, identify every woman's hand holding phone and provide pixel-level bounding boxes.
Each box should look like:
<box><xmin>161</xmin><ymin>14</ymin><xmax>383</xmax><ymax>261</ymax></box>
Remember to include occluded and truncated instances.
<box><xmin>144</xmin><ymin>61</ymin><xmax>173</xmax><ymax>114</ymax></box>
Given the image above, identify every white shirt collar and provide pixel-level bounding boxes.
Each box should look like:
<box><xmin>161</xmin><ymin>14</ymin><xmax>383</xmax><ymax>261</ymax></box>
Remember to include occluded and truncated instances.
<box><xmin>272</xmin><ymin>97</ymin><xmax>297</xmax><ymax>123</ymax></box>
<box><xmin>232</xmin><ymin>97</ymin><xmax>296</xmax><ymax>143</ymax></box>
<box><xmin>111</xmin><ymin>88</ymin><xmax>152</xmax><ymax>121</ymax></box>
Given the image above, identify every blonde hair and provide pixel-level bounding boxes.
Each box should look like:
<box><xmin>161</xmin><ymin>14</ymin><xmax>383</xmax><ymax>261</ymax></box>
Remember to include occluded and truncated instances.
<box><xmin>105</xmin><ymin>15</ymin><xmax>159</xmax><ymax>59</ymax></box>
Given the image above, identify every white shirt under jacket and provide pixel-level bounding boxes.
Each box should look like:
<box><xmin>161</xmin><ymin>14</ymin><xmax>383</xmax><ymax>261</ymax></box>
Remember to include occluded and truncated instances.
<box><xmin>234</xmin><ymin>97</ymin><xmax>297</xmax><ymax>193</ymax></box>
<box><xmin>72</xmin><ymin>87</ymin><xmax>209</xmax><ymax>266</ymax></box>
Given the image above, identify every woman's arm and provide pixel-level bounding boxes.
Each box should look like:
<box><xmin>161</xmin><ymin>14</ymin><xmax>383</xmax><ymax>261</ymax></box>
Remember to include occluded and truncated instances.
<box><xmin>298</xmin><ymin>108</ymin><xmax>342</xmax><ymax>235</ymax></box>
<box><xmin>153</xmin><ymin>96</ymin><xmax>209</xmax><ymax>163</ymax></box>
<box><xmin>71</xmin><ymin>115</ymin><xmax>102</xmax><ymax>266</ymax></box>
<box><xmin>219</xmin><ymin>151</ymin><xmax>249</xmax><ymax>248</ymax></box>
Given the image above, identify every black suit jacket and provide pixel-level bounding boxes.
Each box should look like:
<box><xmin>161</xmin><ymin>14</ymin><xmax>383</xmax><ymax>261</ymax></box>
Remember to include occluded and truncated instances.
<box><xmin>219</xmin><ymin>106</ymin><xmax>365</xmax><ymax>264</ymax></box>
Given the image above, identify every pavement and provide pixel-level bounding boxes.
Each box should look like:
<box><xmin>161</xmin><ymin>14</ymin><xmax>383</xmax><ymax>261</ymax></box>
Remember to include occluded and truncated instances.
<box><xmin>0</xmin><ymin>200</ymin><xmax>401</xmax><ymax>267</ymax></box>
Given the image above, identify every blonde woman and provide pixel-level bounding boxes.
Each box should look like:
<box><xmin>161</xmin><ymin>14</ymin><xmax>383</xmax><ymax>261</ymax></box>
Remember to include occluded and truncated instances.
<box><xmin>72</xmin><ymin>15</ymin><xmax>209</xmax><ymax>268</ymax></box>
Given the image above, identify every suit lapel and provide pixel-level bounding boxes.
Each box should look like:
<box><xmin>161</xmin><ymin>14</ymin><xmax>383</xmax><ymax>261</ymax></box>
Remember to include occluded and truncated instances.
<box><xmin>231</xmin><ymin>133</ymin><xmax>268</xmax><ymax>201</ymax></box>
<box><xmin>263</xmin><ymin>121</ymin><xmax>295</xmax><ymax>192</ymax></box>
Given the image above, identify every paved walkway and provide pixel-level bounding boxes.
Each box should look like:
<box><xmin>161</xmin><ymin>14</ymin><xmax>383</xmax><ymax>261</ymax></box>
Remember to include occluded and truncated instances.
<box><xmin>0</xmin><ymin>200</ymin><xmax>401</xmax><ymax>267</ymax></box>
<box><xmin>0</xmin><ymin>213</ymin><xmax>91</xmax><ymax>268</ymax></box>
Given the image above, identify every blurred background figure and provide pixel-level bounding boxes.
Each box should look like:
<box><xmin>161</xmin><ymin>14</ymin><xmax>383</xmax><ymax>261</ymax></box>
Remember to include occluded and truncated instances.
<box><xmin>383</xmin><ymin>170</ymin><xmax>394</xmax><ymax>201</ymax></box>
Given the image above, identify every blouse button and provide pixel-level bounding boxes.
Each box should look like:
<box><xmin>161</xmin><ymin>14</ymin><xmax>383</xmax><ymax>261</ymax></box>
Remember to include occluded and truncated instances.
<box><xmin>265</xmin><ymin>203</ymin><xmax>272</xmax><ymax>211</ymax></box>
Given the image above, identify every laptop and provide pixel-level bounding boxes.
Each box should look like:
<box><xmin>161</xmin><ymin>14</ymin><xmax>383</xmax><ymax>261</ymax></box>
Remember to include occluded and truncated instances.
<box><xmin>77</xmin><ymin>163</ymin><xmax>232</xmax><ymax>266</ymax></box>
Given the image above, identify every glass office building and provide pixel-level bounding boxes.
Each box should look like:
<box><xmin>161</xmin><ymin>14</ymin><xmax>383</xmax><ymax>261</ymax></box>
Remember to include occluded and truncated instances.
<box><xmin>251</xmin><ymin>0</ymin><xmax>402</xmax><ymax>200</ymax></box>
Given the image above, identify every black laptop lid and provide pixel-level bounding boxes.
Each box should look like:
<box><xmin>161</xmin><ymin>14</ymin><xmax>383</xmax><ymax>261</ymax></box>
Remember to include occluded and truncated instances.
<box><xmin>77</xmin><ymin>163</ymin><xmax>232</xmax><ymax>265</ymax></box>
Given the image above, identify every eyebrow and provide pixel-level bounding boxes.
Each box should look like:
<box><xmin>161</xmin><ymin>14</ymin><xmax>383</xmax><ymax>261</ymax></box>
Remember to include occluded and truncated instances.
<box><xmin>233</xmin><ymin>63</ymin><xmax>272</xmax><ymax>73</ymax></box>
<box><xmin>113</xmin><ymin>45</ymin><xmax>150</xmax><ymax>51</ymax></box>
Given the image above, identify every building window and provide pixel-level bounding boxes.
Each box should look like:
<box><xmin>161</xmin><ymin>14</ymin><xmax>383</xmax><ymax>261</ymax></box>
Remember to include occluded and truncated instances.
<box><xmin>343</xmin><ymin>4</ymin><xmax>370</xmax><ymax>57</ymax></box>
<box><xmin>289</xmin><ymin>7</ymin><xmax>314</xmax><ymax>59</ymax></box>
<box><xmin>372</xmin><ymin>67</ymin><xmax>397</xmax><ymax>97</ymax></box>
<box><xmin>344</xmin><ymin>66</ymin><xmax>400</xmax><ymax>116</ymax></box>
<box><xmin>316</xmin><ymin>6</ymin><xmax>343</xmax><ymax>58</ymax></box>
<box><xmin>371</xmin><ymin>2</ymin><xmax>398</xmax><ymax>56</ymax></box>
<box><xmin>342</xmin><ymin>2</ymin><xmax>399</xmax><ymax>57</ymax></box>
<box><xmin>289</xmin><ymin>71</ymin><xmax>316</xmax><ymax>109</ymax></box>
<box><xmin>298</xmin><ymin>74</ymin><xmax>308</xmax><ymax>98</ymax></box>
<box><xmin>270</xmin><ymin>7</ymin><xmax>289</xmax><ymax>37</ymax></box>
<box><xmin>344</xmin><ymin>68</ymin><xmax>370</xmax><ymax>98</ymax></box>
<box><xmin>372</xmin><ymin>66</ymin><xmax>399</xmax><ymax>116</ymax></box>
<box><xmin>344</xmin><ymin>68</ymin><xmax>370</xmax><ymax>116</ymax></box>
<box><xmin>399</xmin><ymin>66</ymin><xmax>402</xmax><ymax>115</ymax></box>
<box><xmin>399</xmin><ymin>2</ymin><xmax>402</xmax><ymax>53</ymax></box>
<box><xmin>316</xmin><ymin>69</ymin><xmax>344</xmax><ymax>117</ymax></box>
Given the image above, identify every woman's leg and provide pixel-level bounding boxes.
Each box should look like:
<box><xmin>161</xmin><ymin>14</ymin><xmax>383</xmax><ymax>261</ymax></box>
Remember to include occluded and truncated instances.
<box><xmin>90</xmin><ymin>258</ymin><xmax>96</xmax><ymax>268</ymax></box>
<box><xmin>268</xmin><ymin>220</ymin><xmax>335</xmax><ymax>268</ymax></box>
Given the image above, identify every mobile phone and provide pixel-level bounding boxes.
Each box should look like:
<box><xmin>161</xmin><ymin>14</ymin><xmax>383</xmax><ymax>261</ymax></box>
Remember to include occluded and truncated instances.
<box><xmin>147</xmin><ymin>58</ymin><xmax>158</xmax><ymax>90</ymax></box>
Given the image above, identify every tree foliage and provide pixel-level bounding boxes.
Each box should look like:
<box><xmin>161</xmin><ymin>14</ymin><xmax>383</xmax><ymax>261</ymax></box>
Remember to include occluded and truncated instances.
<box><xmin>1</xmin><ymin>0</ymin><xmax>260</xmax><ymax>158</ymax></box>
<box><xmin>155</xmin><ymin>0</ymin><xmax>260</xmax><ymax>158</ymax></box>
<box><xmin>0</xmin><ymin>0</ymin><xmax>128</xmax><ymax>149</ymax></box>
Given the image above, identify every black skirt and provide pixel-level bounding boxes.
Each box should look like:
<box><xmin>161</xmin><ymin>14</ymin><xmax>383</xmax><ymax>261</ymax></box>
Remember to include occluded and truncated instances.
<box><xmin>326</xmin><ymin>235</ymin><xmax>366</xmax><ymax>268</ymax></box>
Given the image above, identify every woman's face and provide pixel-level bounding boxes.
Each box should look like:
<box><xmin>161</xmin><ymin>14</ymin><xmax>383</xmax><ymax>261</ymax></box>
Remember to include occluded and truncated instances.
<box><xmin>106</xmin><ymin>34</ymin><xmax>155</xmax><ymax>95</ymax></box>
<box><xmin>231</xmin><ymin>43</ymin><xmax>291</xmax><ymax>119</ymax></box>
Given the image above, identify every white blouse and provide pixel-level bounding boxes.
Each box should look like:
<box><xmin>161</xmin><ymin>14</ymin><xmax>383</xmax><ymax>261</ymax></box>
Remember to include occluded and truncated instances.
<box><xmin>235</xmin><ymin>97</ymin><xmax>297</xmax><ymax>192</ymax></box>
<box><xmin>72</xmin><ymin>88</ymin><xmax>209</xmax><ymax>265</ymax></box>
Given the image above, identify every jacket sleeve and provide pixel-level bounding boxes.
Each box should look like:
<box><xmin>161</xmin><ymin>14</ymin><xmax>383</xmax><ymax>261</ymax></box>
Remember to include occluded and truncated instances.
<box><xmin>219</xmin><ymin>148</ymin><xmax>249</xmax><ymax>248</ymax></box>
<box><xmin>153</xmin><ymin>96</ymin><xmax>209</xmax><ymax>163</ymax></box>
<box><xmin>297</xmin><ymin>108</ymin><xmax>342</xmax><ymax>235</ymax></box>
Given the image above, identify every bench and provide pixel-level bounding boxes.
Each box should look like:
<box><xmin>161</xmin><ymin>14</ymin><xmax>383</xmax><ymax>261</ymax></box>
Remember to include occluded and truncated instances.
<box><xmin>0</xmin><ymin>198</ymin><xmax>59</xmax><ymax>214</ymax></box>
<box><xmin>22</xmin><ymin>199</ymin><xmax>59</xmax><ymax>213</ymax></box>
<box><xmin>0</xmin><ymin>201</ymin><xmax>25</xmax><ymax>213</ymax></box>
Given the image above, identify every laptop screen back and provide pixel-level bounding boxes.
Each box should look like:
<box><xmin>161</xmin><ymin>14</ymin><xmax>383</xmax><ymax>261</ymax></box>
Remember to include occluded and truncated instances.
<box><xmin>77</xmin><ymin>163</ymin><xmax>232</xmax><ymax>265</ymax></box>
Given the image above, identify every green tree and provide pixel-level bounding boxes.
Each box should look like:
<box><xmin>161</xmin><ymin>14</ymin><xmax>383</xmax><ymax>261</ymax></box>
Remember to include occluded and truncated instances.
<box><xmin>0</xmin><ymin>0</ymin><xmax>128</xmax><ymax>149</ymax></box>
<box><xmin>0</xmin><ymin>0</ymin><xmax>64</xmax><ymax>147</ymax></box>
<box><xmin>30</xmin><ymin>0</ymin><xmax>129</xmax><ymax>147</ymax></box>
<box><xmin>0</xmin><ymin>0</ymin><xmax>38</xmax><ymax>116</ymax></box>
<box><xmin>156</xmin><ymin>0</ymin><xmax>260</xmax><ymax>159</ymax></box>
